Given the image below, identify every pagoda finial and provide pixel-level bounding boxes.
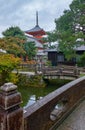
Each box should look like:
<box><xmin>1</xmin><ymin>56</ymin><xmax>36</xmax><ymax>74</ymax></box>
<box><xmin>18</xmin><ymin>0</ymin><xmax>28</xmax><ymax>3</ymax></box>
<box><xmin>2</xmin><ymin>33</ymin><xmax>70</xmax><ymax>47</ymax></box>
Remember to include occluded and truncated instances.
<box><xmin>36</xmin><ymin>11</ymin><xmax>38</xmax><ymax>26</ymax></box>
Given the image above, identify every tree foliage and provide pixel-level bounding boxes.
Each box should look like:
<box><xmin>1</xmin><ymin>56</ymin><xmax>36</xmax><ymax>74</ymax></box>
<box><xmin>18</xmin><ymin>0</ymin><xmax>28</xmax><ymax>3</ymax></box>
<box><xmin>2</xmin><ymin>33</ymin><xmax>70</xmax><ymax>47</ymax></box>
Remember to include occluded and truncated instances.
<box><xmin>55</xmin><ymin>10</ymin><xmax>73</xmax><ymax>32</ymax></box>
<box><xmin>0</xmin><ymin>53</ymin><xmax>20</xmax><ymax>85</ymax></box>
<box><xmin>24</xmin><ymin>42</ymin><xmax>37</xmax><ymax>60</ymax></box>
<box><xmin>2</xmin><ymin>26</ymin><xmax>26</xmax><ymax>40</ymax></box>
<box><xmin>1</xmin><ymin>26</ymin><xmax>37</xmax><ymax>59</ymax></box>
<box><xmin>55</xmin><ymin>0</ymin><xmax>85</xmax><ymax>60</ymax></box>
<box><xmin>0</xmin><ymin>37</ymin><xmax>26</xmax><ymax>56</ymax></box>
<box><xmin>42</xmin><ymin>31</ymin><xmax>57</xmax><ymax>48</ymax></box>
<box><xmin>77</xmin><ymin>52</ymin><xmax>85</xmax><ymax>67</ymax></box>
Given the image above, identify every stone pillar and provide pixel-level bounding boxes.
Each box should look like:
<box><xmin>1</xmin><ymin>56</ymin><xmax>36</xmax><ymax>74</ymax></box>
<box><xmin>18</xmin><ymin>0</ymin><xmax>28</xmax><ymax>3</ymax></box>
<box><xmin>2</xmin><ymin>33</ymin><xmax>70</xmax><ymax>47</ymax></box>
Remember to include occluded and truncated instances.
<box><xmin>0</xmin><ymin>82</ymin><xmax>23</xmax><ymax>130</ymax></box>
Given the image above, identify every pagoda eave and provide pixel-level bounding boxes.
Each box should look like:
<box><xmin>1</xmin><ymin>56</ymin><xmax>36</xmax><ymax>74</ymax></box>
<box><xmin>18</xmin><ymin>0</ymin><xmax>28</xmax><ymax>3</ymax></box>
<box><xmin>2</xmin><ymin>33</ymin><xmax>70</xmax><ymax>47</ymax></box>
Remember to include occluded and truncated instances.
<box><xmin>26</xmin><ymin>30</ymin><xmax>46</xmax><ymax>36</ymax></box>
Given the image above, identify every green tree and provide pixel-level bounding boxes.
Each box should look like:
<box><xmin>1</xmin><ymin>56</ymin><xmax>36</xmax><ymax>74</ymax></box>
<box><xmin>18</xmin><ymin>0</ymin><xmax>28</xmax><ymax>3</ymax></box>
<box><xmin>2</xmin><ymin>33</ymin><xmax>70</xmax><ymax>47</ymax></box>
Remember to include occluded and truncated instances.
<box><xmin>77</xmin><ymin>52</ymin><xmax>85</xmax><ymax>67</ymax></box>
<box><xmin>55</xmin><ymin>10</ymin><xmax>73</xmax><ymax>32</ymax></box>
<box><xmin>2</xmin><ymin>26</ymin><xmax>37</xmax><ymax>59</ymax></box>
<box><xmin>2</xmin><ymin>26</ymin><xmax>26</xmax><ymax>57</ymax></box>
<box><xmin>42</xmin><ymin>31</ymin><xmax>57</xmax><ymax>48</ymax></box>
<box><xmin>0</xmin><ymin>37</ymin><xmax>26</xmax><ymax>57</ymax></box>
<box><xmin>24</xmin><ymin>42</ymin><xmax>37</xmax><ymax>60</ymax></box>
<box><xmin>2</xmin><ymin>26</ymin><xmax>26</xmax><ymax>40</ymax></box>
<box><xmin>55</xmin><ymin>0</ymin><xmax>85</xmax><ymax>60</ymax></box>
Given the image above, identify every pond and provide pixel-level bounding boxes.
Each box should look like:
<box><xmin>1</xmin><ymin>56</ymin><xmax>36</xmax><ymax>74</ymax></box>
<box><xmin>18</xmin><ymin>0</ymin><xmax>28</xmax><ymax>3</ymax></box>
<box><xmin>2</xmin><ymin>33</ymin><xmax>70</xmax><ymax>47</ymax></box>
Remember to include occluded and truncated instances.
<box><xmin>18</xmin><ymin>79</ymin><xmax>71</xmax><ymax>108</ymax></box>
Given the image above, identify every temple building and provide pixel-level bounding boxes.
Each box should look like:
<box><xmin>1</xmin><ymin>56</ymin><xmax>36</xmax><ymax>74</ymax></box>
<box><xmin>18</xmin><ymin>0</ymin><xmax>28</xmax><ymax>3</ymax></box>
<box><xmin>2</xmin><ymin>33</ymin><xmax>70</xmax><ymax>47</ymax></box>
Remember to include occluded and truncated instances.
<box><xmin>25</xmin><ymin>11</ymin><xmax>46</xmax><ymax>43</ymax></box>
<box><xmin>25</xmin><ymin>12</ymin><xmax>47</xmax><ymax>62</ymax></box>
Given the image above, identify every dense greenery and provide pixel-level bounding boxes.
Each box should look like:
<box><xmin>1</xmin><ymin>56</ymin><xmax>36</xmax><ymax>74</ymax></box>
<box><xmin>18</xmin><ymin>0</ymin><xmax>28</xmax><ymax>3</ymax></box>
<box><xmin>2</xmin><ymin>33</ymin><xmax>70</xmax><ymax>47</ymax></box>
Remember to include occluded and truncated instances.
<box><xmin>0</xmin><ymin>37</ymin><xmax>26</xmax><ymax>57</ymax></box>
<box><xmin>24</xmin><ymin>41</ymin><xmax>37</xmax><ymax>60</ymax></box>
<box><xmin>17</xmin><ymin>74</ymin><xmax>46</xmax><ymax>88</ymax></box>
<box><xmin>44</xmin><ymin>0</ymin><xmax>85</xmax><ymax>62</ymax></box>
<box><xmin>0</xmin><ymin>53</ymin><xmax>20</xmax><ymax>85</ymax></box>
<box><xmin>55</xmin><ymin>0</ymin><xmax>85</xmax><ymax>60</ymax></box>
<box><xmin>42</xmin><ymin>31</ymin><xmax>57</xmax><ymax>49</ymax></box>
<box><xmin>1</xmin><ymin>26</ymin><xmax>37</xmax><ymax>60</ymax></box>
<box><xmin>41</xmin><ymin>0</ymin><xmax>85</xmax><ymax>64</ymax></box>
<box><xmin>2</xmin><ymin>26</ymin><xmax>26</xmax><ymax>40</ymax></box>
<box><xmin>77</xmin><ymin>52</ymin><xmax>85</xmax><ymax>67</ymax></box>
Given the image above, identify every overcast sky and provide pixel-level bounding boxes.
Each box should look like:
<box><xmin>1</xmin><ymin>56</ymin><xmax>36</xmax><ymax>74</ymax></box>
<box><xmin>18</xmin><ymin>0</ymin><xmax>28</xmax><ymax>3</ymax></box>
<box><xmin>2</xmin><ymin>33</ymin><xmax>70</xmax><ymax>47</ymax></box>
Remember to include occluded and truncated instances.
<box><xmin>0</xmin><ymin>0</ymin><xmax>73</xmax><ymax>37</ymax></box>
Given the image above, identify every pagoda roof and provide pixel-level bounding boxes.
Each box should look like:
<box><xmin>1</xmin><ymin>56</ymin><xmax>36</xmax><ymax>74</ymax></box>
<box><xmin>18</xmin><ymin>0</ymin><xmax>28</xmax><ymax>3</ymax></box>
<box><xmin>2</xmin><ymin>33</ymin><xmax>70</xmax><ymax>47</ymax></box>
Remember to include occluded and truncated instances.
<box><xmin>25</xmin><ymin>25</ymin><xmax>46</xmax><ymax>36</ymax></box>
<box><xmin>25</xmin><ymin>11</ymin><xmax>46</xmax><ymax>36</ymax></box>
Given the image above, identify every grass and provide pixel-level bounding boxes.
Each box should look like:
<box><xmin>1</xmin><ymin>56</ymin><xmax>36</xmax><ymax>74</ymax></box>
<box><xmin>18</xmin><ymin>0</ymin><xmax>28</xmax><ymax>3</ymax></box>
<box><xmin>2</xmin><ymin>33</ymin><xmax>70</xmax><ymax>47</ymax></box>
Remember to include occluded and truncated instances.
<box><xmin>80</xmin><ymin>73</ymin><xmax>85</xmax><ymax>77</ymax></box>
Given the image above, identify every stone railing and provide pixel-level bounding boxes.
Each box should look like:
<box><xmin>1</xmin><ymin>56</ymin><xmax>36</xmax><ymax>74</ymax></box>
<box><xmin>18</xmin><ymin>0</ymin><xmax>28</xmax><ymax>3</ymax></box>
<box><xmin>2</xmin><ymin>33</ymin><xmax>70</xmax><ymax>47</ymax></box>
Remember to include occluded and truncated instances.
<box><xmin>42</xmin><ymin>66</ymin><xmax>80</xmax><ymax>76</ymax></box>
<box><xmin>24</xmin><ymin>76</ymin><xmax>85</xmax><ymax>130</ymax></box>
<box><xmin>0</xmin><ymin>76</ymin><xmax>85</xmax><ymax>130</ymax></box>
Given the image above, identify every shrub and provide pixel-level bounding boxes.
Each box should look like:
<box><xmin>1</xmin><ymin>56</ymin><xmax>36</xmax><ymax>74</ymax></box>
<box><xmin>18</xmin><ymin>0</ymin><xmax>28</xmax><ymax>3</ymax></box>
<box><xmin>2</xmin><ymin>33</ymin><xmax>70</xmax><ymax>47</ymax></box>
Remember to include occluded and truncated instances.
<box><xmin>0</xmin><ymin>53</ymin><xmax>20</xmax><ymax>85</ymax></box>
<box><xmin>6</xmin><ymin>73</ymin><xmax>19</xmax><ymax>84</ymax></box>
<box><xmin>77</xmin><ymin>53</ymin><xmax>85</xmax><ymax>67</ymax></box>
<box><xmin>17</xmin><ymin>74</ymin><xmax>46</xmax><ymax>88</ymax></box>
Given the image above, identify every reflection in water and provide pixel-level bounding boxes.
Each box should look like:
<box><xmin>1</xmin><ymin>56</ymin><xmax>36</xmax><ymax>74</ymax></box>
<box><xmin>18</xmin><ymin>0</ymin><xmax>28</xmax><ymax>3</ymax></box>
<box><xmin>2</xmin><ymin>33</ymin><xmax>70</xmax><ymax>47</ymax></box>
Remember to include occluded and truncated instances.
<box><xmin>19</xmin><ymin>79</ymin><xmax>70</xmax><ymax>108</ymax></box>
<box><xmin>24</xmin><ymin>95</ymin><xmax>43</xmax><ymax>109</ymax></box>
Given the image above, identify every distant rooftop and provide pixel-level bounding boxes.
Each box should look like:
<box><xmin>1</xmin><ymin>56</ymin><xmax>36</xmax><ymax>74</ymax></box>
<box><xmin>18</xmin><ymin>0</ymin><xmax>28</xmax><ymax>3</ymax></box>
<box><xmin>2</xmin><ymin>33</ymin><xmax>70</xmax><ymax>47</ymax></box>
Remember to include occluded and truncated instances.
<box><xmin>45</xmin><ymin>43</ymin><xmax>85</xmax><ymax>52</ymax></box>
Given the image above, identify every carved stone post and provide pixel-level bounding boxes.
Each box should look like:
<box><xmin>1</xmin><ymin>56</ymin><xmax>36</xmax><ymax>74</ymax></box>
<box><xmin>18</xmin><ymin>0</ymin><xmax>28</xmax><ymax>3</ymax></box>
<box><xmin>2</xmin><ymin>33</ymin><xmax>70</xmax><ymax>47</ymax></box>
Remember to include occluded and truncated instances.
<box><xmin>0</xmin><ymin>82</ymin><xmax>23</xmax><ymax>130</ymax></box>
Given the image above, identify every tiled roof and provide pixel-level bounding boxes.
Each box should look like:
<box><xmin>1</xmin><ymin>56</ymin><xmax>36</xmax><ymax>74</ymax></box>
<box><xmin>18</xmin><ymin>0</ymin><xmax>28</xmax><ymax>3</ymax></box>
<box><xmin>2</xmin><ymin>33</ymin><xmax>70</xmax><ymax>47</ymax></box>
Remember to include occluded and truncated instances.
<box><xmin>45</xmin><ymin>44</ymin><xmax>85</xmax><ymax>52</ymax></box>
<box><xmin>25</xmin><ymin>25</ymin><xmax>44</xmax><ymax>33</ymax></box>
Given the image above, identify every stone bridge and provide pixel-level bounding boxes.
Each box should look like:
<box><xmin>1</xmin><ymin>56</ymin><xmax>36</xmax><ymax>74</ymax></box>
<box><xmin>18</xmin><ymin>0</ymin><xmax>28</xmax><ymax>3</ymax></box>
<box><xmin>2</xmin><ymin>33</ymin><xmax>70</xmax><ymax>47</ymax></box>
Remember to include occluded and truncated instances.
<box><xmin>42</xmin><ymin>66</ymin><xmax>80</xmax><ymax>80</ymax></box>
<box><xmin>0</xmin><ymin>76</ymin><xmax>85</xmax><ymax>130</ymax></box>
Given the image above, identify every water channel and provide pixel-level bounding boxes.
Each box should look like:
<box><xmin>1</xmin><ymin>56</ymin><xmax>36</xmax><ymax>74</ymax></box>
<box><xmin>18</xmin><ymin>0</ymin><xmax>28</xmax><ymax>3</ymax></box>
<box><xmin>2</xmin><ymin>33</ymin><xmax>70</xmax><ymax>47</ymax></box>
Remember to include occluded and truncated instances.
<box><xmin>18</xmin><ymin>79</ymin><xmax>71</xmax><ymax>108</ymax></box>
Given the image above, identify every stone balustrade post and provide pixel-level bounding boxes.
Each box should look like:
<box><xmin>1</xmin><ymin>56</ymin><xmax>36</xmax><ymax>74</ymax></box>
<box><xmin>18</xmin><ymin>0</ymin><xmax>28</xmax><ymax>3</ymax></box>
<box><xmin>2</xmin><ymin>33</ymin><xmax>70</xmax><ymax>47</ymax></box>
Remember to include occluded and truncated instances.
<box><xmin>0</xmin><ymin>82</ymin><xmax>23</xmax><ymax>130</ymax></box>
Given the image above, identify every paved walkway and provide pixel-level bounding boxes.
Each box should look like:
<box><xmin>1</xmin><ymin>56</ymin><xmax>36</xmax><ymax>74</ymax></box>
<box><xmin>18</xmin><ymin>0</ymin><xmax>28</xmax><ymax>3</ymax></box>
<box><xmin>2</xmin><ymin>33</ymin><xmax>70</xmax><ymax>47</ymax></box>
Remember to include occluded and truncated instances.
<box><xmin>12</xmin><ymin>70</ymin><xmax>35</xmax><ymax>75</ymax></box>
<box><xmin>56</xmin><ymin>99</ymin><xmax>85</xmax><ymax>130</ymax></box>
